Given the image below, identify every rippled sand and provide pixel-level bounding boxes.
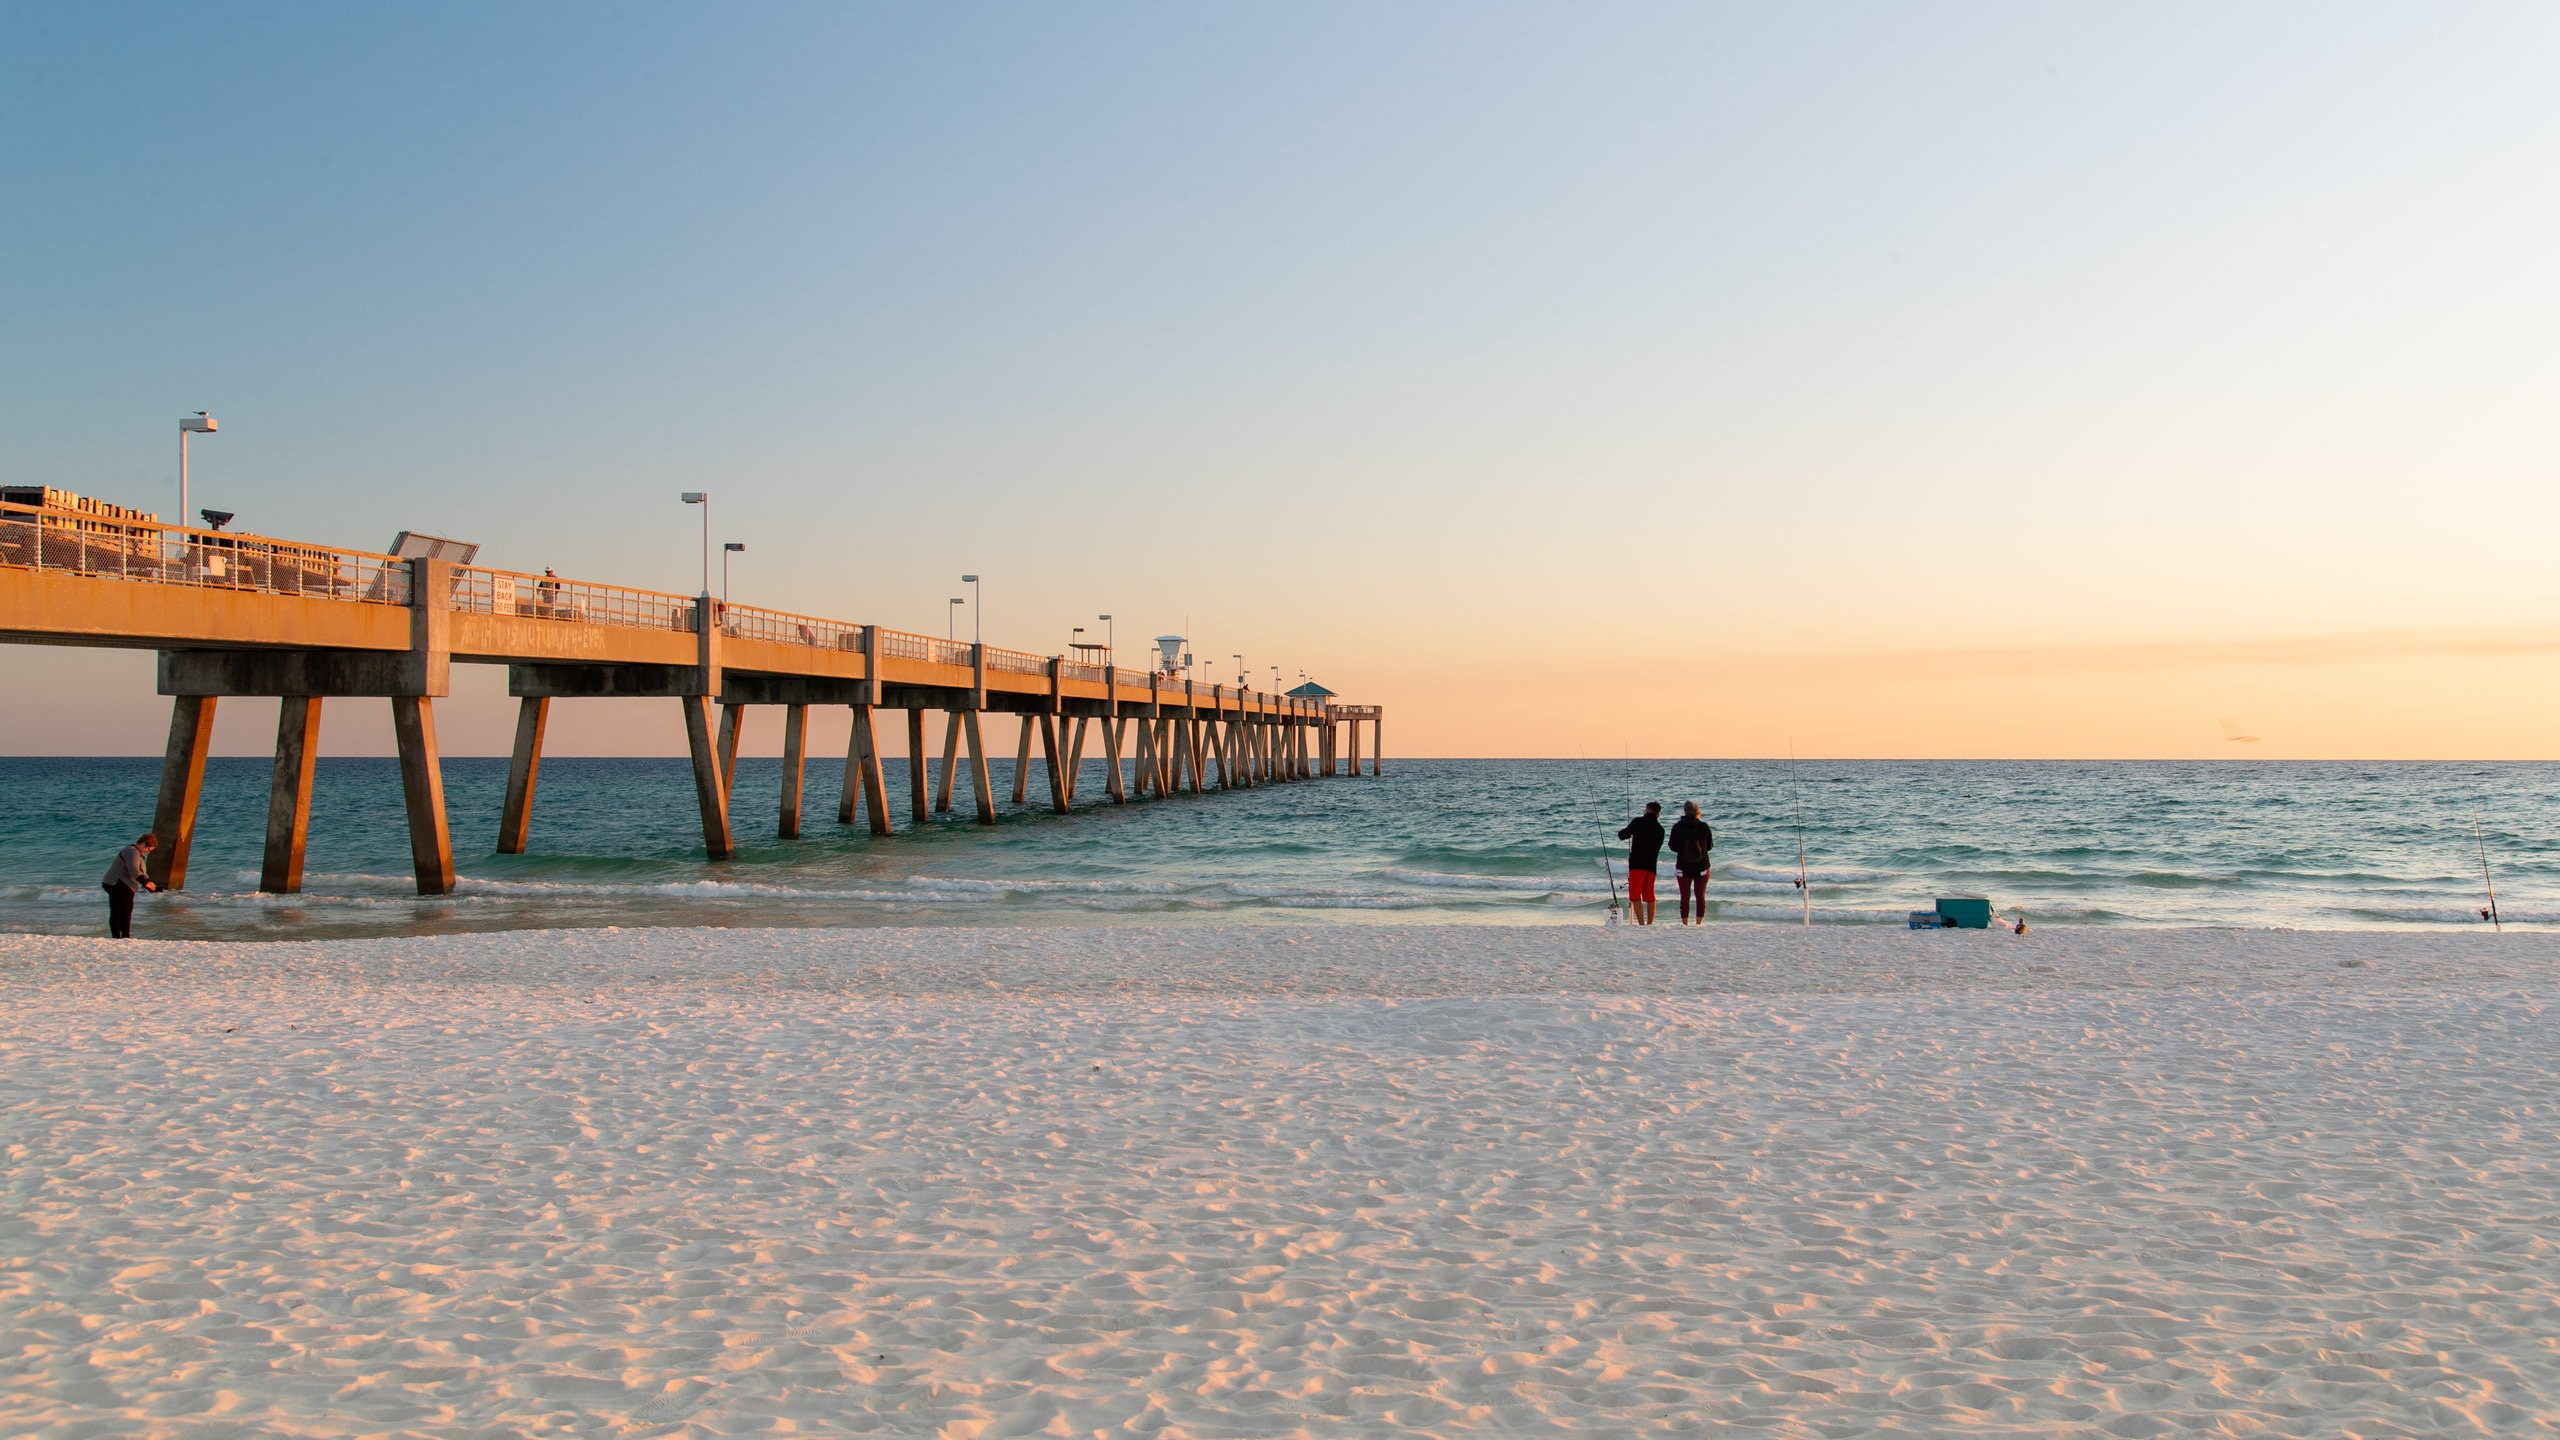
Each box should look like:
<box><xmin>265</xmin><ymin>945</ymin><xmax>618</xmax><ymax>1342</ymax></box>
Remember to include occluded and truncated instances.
<box><xmin>3</xmin><ymin>924</ymin><xmax>2555</xmax><ymax>1436</ymax></box>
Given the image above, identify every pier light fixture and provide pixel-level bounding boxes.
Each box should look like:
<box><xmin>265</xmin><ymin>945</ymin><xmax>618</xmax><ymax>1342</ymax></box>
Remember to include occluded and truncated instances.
<box><xmin>1234</xmin><ymin>653</ymin><xmax>1245</xmax><ymax>686</ymax></box>
<box><xmin>722</xmin><ymin>542</ymin><xmax>744</xmax><ymax>605</ymax></box>
<box><xmin>960</xmin><ymin>575</ymin><xmax>980</xmax><ymax>649</ymax></box>
<box><xmin>1098</xmin><ymin>614</ymin><xmax>1113</xmax><ymax>666</ymax></box>
<box><xmin>178</xmin><ymin>412</ymin><xmax>218</xmax><ymax>555</ymax></box>
<box><xmin>948</xmin><ymin>597</ymin><xmax>965</xmax><ymax>641</ymax></box>
<box><xmin>680</xmin><ymin>492</ymin><xmax>709</xmax><ymax>596</ymax></box>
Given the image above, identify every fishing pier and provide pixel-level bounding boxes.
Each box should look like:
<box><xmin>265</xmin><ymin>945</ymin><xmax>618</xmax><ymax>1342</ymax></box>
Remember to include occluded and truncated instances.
<box><xmin>0</xmin><ymin>497</ymin><xmax>1384</xmax><ymax>896</ymax></box>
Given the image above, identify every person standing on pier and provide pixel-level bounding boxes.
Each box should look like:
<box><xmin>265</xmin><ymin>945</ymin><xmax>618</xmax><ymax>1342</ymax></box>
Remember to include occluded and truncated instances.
<box><xmin>1617</xmin><ymin>802</ymin><xmax>1664</xmax><ymax>925</ymax></box>
<box><xmin>101</xmin><ymin>834</ymin><xmax>159</xmax><ymax>938</ymax></box>
<box><xmin>1669</xmin><ymin>801</ymin><xmax>1714</xmax><ymax>924</ymax></box>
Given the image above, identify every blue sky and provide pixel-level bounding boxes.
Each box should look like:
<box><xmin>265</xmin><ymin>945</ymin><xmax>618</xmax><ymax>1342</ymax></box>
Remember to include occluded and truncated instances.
<box><xmin>5</xmin><ymin>4</ymin><xmax>2558</xmax><ymax>757</ymax></box>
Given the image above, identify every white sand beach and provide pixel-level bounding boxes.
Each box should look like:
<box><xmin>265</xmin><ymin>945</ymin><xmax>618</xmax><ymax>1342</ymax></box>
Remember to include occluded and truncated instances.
<box><xmin>3</xmin><ymin>922</ymin><xmax>2555</xmax><ymax>1437</ymax></box>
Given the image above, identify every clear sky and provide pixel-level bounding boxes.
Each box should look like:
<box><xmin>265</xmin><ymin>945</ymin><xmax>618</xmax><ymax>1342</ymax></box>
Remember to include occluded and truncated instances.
<box><xmin>5</xmin><ymin>4</ymin><xmax>2556</xmax><ymax>759</ymax></box>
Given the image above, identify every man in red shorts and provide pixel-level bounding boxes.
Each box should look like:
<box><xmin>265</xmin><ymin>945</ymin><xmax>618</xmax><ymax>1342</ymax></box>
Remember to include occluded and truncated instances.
<box><xmin>1616</xmin><ymin>801</ymin><xmax>1665</xmax><ymax>925</ymax></box>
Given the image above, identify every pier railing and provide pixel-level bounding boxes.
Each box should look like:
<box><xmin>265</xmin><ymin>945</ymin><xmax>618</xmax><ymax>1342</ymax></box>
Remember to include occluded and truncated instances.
<box><xmin>0</xmin><ymin>501</ymin><xmax>412</xmax><ymax>605</ymax></box>
<box><xmin>877</xmin><ymin>630</ymin><xmax>973</xmax><ymax>667</ymax></box>
<box><xmin>3</xmin><ymin>500</ymin><xmax>1329</xmax><ymax>711</ymax></box>
<box><xmin>722</xmin><ymin>602</ymin><xmax>861</xmax><ymax>651</ymax></box>
<box><xmin>451</xmin><ymin>565</ymin><xmax>697</xmax><ymax>630</ymax></box>
<box><xmin>985</xmin><ymin>645</ymin><xmax>1048</xmax><ymax>678</ymax></box>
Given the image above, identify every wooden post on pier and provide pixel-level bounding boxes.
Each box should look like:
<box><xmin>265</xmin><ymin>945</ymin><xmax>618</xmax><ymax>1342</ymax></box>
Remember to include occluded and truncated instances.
<box><xmin>837</xmin><ymin>714</ymin><xmax>863</xmax><ymax>826</ymax></box>
<box><xmin>497</xmin><ymin>696</ymin><xmax>548</xmax><ymax>854</ymax></box>
<box><xmin>834</xmin><ymin>628</ymin><xmax>891</xmax><ymax>835</ymax></box>
<box><xmin>936</xmin><ymin>712</ymin><xmax>962</xmax><ymax>813</ymax></box>
<box><xmin>681</xmin><ymin>694</ymin><xmax>735</xmax><ymax>860</ymax></box>
<box><xmin>840</xmin><ymin>705</ymin><xmax>893</xmax><ymax>835</ymax></box>
<box><xmin>1065</xmin><ymin>717</ymin><xmax>1088</xmax><ymax>804</ymax></box>
<box><xmin>1208</xmin><ymin>696</ymin><xmax>1231</xmax><ymax>789</ymax></box>
<box><xmin>148</xmin><ymin>695</ymin><xmax>217</xmax><ymax>890</ymax></box>
<box><xmin>716</xmin><ymin>703</ymin><xmax>744</xmax><ymax>809</ymax></box>
<box><xmin>260</xmin><ymin>696</ymin><xmax>322</xmax><ymax>893</ymax></box>
<box><xmin>392</xmin><ymin>695</ymin><xmax>455</xmax><ymax>895</ymax></box>
<box><xmin>778</xmin><ymin>703</ymin><xmax>807</xmax><ymax>839</ymax></box>
<box><xmin>1373</xmin><ymin>715</ymin><xmax>1383</xmax><ymax>776</ymax></box>
<box><xmin>907</xmin><ymin>709</ymin><xmax>929</xmax><ymax>822</ymax></box>
<box><xmin>1039</xmin><ymin>715</ymin><xmax>1070</xmax><ymax>813</ymax></box>
<box><xmin>1013</xmin><ymin>715</ymin><xmax>1034</xmax><ymax>805</ymax></box>
<box><xmin>962</xmin><ymin>711</ymin><xmax>996</xmax><ymax>823</ymax></box>
<box><xmin>1132</xmin><ymin>716</ymin><xmax>1155</xmax><ymax>798</ymax></box>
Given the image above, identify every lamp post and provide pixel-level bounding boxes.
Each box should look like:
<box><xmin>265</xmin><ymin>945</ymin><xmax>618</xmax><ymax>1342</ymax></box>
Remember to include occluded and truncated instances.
<box><xmin>680</xmin><ymin>492</ymin><xmax>709</xmax><ymax>596</ymax></box>
<box><xmin>1098</xmin><ymin>614</ymin><xmax>1113</xmax><ymax>668</ymax></box>
<box><xmin>1234</xmin><ymin>653</ymin><xmax>1245</xmax><ymax>687</ymax></box>
<box><xmin>948</xmin><ymin>597</ymin><xmax>965</xmax><ymax>641</ymax></box>
<box><xmin>722</xmin><ymin>542</ymin><xmax>744</xmax><ymax>606</ymax></box>
<box><xmin>178</xmin><ymin>412</ymin><xmax>218</xmax><ymax>561</ymax></box>
<box><xmin>1071</xmin><ymin>625</ymin><xmax>1084</xmax><ymax>656</ymax></box>
<box><xmin>960</xmin><ymin>574</ymin><xmax>980</xmax><ymax>650</ymax></box>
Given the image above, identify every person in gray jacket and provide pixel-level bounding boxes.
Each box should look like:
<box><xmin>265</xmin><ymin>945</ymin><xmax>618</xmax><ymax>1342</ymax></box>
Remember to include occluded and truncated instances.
<box><xmin>101</xmin><ymin>834</ymin><xmax>159</xmax><ymax>938</ymax></box>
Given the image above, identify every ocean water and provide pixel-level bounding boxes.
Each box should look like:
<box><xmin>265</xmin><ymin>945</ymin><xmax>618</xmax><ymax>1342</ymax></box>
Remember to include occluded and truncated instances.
<box><xmin>0</xmin><ymin>757</ymin><xmax>2549</xmax><ymax>940</ymax></box>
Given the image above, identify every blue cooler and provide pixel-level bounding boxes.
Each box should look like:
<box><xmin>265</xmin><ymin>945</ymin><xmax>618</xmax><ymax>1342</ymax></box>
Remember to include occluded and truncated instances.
<box><xmin>1935</xmin><ymin>896</ymin><xmax>1993</xmax><ymax>930</ymax></box>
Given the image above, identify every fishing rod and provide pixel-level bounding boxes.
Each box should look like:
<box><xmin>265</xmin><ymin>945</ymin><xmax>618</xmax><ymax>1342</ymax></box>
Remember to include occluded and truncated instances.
<box><xmin>1586</xmin><ymin>749</ymin><xmax>1621</xmax><ymax>925</ymax></box>
<box><xmin>1789</xmin><ymin>743</ymin><xmax>1810</xmax><ymax>927</ymax></box>
<box><xmin>1614</xmin><ymin>743</ymin><xmax>1635</xmax><ymax>926</ymax></box>
<box><xmin>2472</xmin><ymin>794</ymin><xmax>2502</xmax><ymax>932</ymax></box>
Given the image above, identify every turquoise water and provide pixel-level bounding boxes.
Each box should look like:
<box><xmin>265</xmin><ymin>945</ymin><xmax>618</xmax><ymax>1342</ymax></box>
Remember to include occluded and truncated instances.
<box><xmin>2</xmin><ymin>757</ymin><xmax>2550</xmax><ymax>939</ymax></box>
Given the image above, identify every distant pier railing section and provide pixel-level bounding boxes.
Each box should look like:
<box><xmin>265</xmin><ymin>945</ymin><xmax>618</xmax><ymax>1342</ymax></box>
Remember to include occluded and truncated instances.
<box><xmin>0</xmin><ymin>498</ymin><xmax>1384</xmax><ymax>898</ymax></box>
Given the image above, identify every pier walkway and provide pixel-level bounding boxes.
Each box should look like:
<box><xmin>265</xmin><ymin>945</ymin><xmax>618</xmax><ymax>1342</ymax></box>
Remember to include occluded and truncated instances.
<box><xmin>1</xmin><ymin>500</ymin><xmax>1384</xmax><ymax>896</ymax></box>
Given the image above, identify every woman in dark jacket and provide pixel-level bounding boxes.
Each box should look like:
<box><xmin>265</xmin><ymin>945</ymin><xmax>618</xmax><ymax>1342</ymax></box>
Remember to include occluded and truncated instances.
<box><xmin>1668</xmin><ymin>802</ymin><xmax>1713</xmax><ymax>925</ymax></box>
